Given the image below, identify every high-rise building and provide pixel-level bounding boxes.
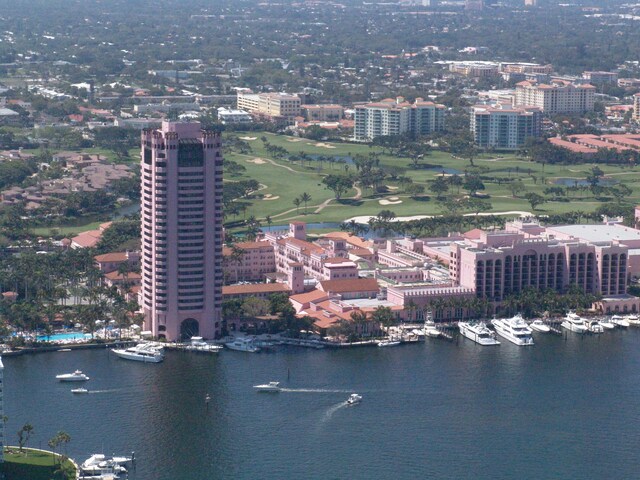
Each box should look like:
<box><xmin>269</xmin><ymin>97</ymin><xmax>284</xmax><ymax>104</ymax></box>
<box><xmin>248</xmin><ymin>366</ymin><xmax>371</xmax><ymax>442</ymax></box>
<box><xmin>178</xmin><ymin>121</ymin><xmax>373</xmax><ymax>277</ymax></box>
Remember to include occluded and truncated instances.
<box><xmin>140</xmin><ymin>121</ymin><xmax>223</xmax><ymax>341</ymax></box>
<box><xmin>633</xmin><ymin>93</ymin><xmax>640</xmax><ymax>123</ymax></box>
<box><xmin>354</xmin><ymin>97</ymin><xmax>445</xmax><ymax>141</ymax></box>
<box><xmin>0</xmin><ymin>356</ymin><xmax>4</xmax><ymax>464</ymax></box>
<box><xmin>515</xmin><ymin>80</ymin><xmax>595</xmax><ymax>115</ymax></box>
<box><xmin>471</xmin><ymin>104</ymin><xmax>542</xmax><ymax>150</ymax></box>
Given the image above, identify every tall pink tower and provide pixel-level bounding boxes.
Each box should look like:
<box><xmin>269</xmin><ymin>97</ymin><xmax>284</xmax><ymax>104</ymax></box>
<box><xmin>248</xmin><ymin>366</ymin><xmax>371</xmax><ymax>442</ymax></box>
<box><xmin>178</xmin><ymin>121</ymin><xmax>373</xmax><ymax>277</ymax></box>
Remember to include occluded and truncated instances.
<box><xmin>140</xmin><ymin>121</ymin><xmax>223</xmax><ymax>340</ymax></box>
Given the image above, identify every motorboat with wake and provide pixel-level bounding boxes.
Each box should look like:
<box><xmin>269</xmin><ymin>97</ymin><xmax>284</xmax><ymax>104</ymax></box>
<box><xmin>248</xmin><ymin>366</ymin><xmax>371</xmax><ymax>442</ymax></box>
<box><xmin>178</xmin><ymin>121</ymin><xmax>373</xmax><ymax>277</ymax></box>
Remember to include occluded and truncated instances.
<box><xmin>71</xmin><ymin>387</ymin><xmax>89</xmax><ymax>394</ymax></box>
<box><xmin>491</xmin><ymin>315</ymin><xmax>534</xmax><ymax>346</ymax></box>
<box><xmin>529</xmin><ymin>319</ymin><xmax>551</xmax><ymax>333</ymax></box>
<box><xmin>347</xmin><ymin>393</ymin><xmax>362</xmax><ymax>405</ymax></box>
<box><xmin>253</xmin><ymin>381</ymin><xmax>281</xmax><ymax>392</ymax></box>
<box><xmin>112</xmin><ymin>343</ymin><xmax>164</xmax><ymax>363</ymax></box>
<box><xmin>561</xmin><ymin>312</ymin><xmax>588</xmax><ymax>334</ymax></box>
<box><xmin>56</xmin><ymin>370</ymin><xmax>89</xmax><ymax>382</ymax></box>
<box><xmin>458</xmin><ymin>322</ymin><xmax>500</xmax><ymax>345</ymax></box>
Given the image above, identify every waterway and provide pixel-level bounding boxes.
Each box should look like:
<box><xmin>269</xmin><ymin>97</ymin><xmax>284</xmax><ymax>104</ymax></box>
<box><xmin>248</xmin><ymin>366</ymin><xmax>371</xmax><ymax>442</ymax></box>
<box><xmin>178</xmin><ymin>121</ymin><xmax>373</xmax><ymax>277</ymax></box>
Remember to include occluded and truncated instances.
<box><xmin>5</xmin><ymin>329</ymin><xmax>640</xmax><ymax>479</ymax></box>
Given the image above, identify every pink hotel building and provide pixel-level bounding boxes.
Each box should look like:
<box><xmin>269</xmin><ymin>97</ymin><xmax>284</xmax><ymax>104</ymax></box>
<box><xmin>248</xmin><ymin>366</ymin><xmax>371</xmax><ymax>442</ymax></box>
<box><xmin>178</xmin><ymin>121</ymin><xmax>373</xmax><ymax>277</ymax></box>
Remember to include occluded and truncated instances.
<box><xmin>140</xmin><ymin>122</ymin><xmax>224</xmax><ymax>340</ymax></box>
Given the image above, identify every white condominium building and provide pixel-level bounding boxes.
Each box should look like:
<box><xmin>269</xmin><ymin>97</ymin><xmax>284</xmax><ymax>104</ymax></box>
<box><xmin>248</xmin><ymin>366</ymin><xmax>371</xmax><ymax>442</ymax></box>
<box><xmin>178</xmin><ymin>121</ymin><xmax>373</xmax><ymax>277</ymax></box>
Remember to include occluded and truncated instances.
<box><xmin>515</xmin><ymin>80</ymin><xmax>595</xmax><ymax>115</ymax></box>
<box><xmin>471</xmin><ymin>104</ymin><xmax>542</xmax><ymax>150</ymax></box>
<box><xmin>354</xmin><ymin>97</ymin><xmax>445</xmax><ymax>141</ymax></box>
<box><xmin>236</xmin><ymin>90</ymin><xmax>301</xmax><ymax>122</ymax></box>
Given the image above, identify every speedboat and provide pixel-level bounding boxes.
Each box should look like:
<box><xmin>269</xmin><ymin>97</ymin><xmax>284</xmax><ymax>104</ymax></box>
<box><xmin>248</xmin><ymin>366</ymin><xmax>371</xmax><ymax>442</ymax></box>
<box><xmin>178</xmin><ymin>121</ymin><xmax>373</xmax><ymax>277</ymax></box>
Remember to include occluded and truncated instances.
<box><xmin>225</xmin><ymin>338</ymin><xmax>260</xmax><ymax>352</ymax></box>
<box><xmin>561</xmin><ymin>312</ymin><xmax>588</xmax><ymax>334</ymax></box>
<box><xmin>491</xmin><ymin>315</ymin><xmax>534</xmax><ymax>346</ymax></box>
<box><xmin>112</xmin><ymin>343</ymin><xmax>164</xmax><ymax>363</ymax></box>
<box><xmin>253</xmin><ymin>381</ymin><xmax>281</xmax><ymax>392</ymax></box>
<box><xmin>71</xmin><ymin>387</ymin><xmax>89</xmax><ymax>394</ymax></box>
<box><xmin>599</xmin><ymin>318</ymin><xmax>615</xmax><ymax>330</ymax></box>
<box><xmin>56</xmin><ymin>370</ymin><xmax>89</xmax><ymax>382</ymax></box>
<box><xmin>529</xmin><ymin>319</ymin><xmax>551</xmax><ymax>333</ymax></box>
<box><xmin>378</xmin><ymin>338</ymin><xmax>401</xmax><ymax>347</ymax></box>
<box><xmin>347</xmin><ymin>393</ymin><xmax>362</xmax><ymax>405</ymax></box>
<box><xmin>626</xmin><ymin>314</ymin><xmax>640</xmax><ymax>326</ymax></box>
<box><xmin>458</xmin><ymin>322</ymin><xmax>500</xmax><ymax>346</ymax></box>
<box><xmin>587</xmin><ymin>320</ymin><xmax>604</xmax><ymax>334</ymax></box>
<box><xmin>611</xmin><ymin>315</ymin><xmax>630</xmax><ymax>328</ymax></box>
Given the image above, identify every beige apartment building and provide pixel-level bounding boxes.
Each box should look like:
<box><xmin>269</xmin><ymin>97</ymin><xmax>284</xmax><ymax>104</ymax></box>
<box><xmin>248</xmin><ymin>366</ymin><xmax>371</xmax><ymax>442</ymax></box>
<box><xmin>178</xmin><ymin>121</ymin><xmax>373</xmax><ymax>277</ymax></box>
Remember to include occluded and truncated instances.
<box><xmin>236</xmin><ymin>90</ymin><xmax>301</xmax><ymax>122</ymax></box>
<box><xmin>515</xmin><ymin>80</ymin><xmax>595</xmax><ymax>115</ymax></box>
<box><xmin>301</xmin><ymin>104</ymin><xmax>344</xmax><ymax>122</ymax></box>
<box><xmin>634</xmin><ymin>93</ymin><xmax>640</xmax><ymax>123</ymax></box>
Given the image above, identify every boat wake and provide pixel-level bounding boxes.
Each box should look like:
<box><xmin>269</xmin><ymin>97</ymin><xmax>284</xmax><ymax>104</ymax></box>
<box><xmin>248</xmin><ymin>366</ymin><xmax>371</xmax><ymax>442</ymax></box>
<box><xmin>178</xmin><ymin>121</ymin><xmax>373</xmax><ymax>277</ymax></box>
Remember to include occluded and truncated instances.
<box><xmin>320</xmin><ymin>401</ymin><xmax>349</xmax><ymax>424</ymax></box>
<box><xmin>88</xmin><ymin>389</ymin><xmax>120</xmax><ymax>394</ymax></box>
<box><xmin>280</xmin><ymin>388</ymin><xmax>352</xmax><ymax>394</ymax></box>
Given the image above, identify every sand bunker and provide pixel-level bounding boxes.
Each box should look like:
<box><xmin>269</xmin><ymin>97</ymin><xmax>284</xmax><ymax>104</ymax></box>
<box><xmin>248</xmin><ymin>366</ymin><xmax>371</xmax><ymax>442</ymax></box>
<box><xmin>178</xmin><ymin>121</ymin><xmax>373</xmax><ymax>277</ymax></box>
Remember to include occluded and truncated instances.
<box><xmin>287</xmin><ymin>138</ymin><xmax>304</xmax><ymax>142</ymax></box>
<box><xmin>239</xmin><ymin>136</ymin><xmax>257</xmax><ymax>141</ymax></box>
<box><xmin>310</xmin><ymin>142</ymin><xmax>337</xmax><ymax>149</ymax></box>
<box><xmin>386</xmin><ymin>186</ymin><xmax>399</xmax><ymax>190</ymax></box>
<box><xmin>246</xmin><ymin>158</ymin><xmax>267</xmax><ymax>164</ymax></box>
<box><xmin>262</xmin><ymin>195</ymin><xmax>280</xmax><ymax>201</ymax></box>
<box><xmin>379</xmin><ymin>199</ymin><xmax>403</xmax><ymax>205</ymax></box>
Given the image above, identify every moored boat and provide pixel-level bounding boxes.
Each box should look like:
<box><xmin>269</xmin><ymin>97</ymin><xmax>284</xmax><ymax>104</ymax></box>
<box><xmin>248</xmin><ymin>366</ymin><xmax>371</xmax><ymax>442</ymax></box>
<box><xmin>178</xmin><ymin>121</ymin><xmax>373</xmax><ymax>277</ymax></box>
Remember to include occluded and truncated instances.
<box><xmin>529</xmin><ymin>319</ymin><xmax>551</xmax><ymax>333</ymax></box>
<box><xmin>56</xmin><ymin>370</ymin><xmax>90</xmax><ymax>382</ymax></box>
<box><xmin>611</xmin><ymin>315</ymin><xmax>630</xmax><ymax>328</ymax></box>
<box><xmin>225</xmin><ymin>338</ymin><xmax>260</xmax><ymax>353</ymax></box>
<box><xmin>599</xmin><ymin>318</ymin><xmax>615</xmax><ymax>330</ymax></box>
<box><xmin>378</xmin><ymin>338</ymin><xmax>401</xmax><ymax>347</ymax></box>
<box><xmin>561</xmin><ymin>312</ymin><xmax>588</xmax><ymax>334</ymax></box>
<box><xmin>491</xmin><ymin>315</ymin><xmax>534</xmax><ymax>346</ymax></box>
<box><xmin>458</xmin><ymin>322</ymin><xmax>500</xmax><ymax>346</ymax></box>
<box><xmin>626</xmin><ymin>314</ymin><xmax>640</xmax><ymax>326</ymax></box>
<box><xmin>587</xmin><ymin>320</ymin><xmax>604</xmax><ymax>334</ymax></box>
<box><xmin>112</xmin><ymin>343</ymin><xmax>164</xmax><ymax>363</ymax></box>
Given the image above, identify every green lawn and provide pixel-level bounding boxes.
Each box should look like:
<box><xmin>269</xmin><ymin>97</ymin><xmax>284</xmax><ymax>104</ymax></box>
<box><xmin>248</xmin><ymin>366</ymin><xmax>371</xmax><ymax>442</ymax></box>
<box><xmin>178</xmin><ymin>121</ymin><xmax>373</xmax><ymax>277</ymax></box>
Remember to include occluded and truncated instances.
<box><xmin>2</xmin><ymin>448</ymin><xmax>76</xmax><ymax>480</ymax></box>
<box><xmin>31</xmin><ymin>220</ymin><xmax>105</xmax><ymax>237</ymax></box>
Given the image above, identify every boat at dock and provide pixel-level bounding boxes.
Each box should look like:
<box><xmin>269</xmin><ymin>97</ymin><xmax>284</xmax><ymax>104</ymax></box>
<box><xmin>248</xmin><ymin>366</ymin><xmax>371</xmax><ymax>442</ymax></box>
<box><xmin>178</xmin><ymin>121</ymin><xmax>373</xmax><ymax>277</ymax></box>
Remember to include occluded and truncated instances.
<box><xmin>529</xmin><ymin>320</ymin><xmax>551</xmax><ymax>333</ymax></box>
<box><xmin>56</xmin><ymin>370</ymin><xmax>90</xmax><ymax>382</ymax></box>
<box><xmin>458</xmin><ymin>322</ymin><xmax>500</xmax><ymax>346</ymax></box>
<box><xmin>587</xmin><ymin>320</ymin><xmax>604</xmax><ymax>334</ymax></box>
<box><xmin>253</xmin><ymin>381</ymin><xmax>281</xmax><ymax>392</ymax></box>
<box><xmin>377</xmin><ymin>338</ymin><xmax>401</xmax><ymax>347</ymax></box>
<box><xmin>599</xmin><ymin>318</ymin><xmax>615</xmax><ymax>330</ymax></box>
<box><xmin>561</xmin><ymin>312</ymin><xmax>588</xmax><ymax>334</ymax></box>
<box><xmin>625</xmin><ymin>314</ymin><xmax>640</xmax><ymax>326</ymax></box>
<box><xmin>491</xmin><ymin>315</ymin><xmax>534</xmax><ymax>346</ymax></box>
<box><xmin>112</xmin><ymin>343</ymin><xmax>164</xmax><ymax>363</ymax></box>
<box><xmin>225</xmin><ymin>338</ymin><xmax>260</xmax><ymax>353</ymax></box>
<box><xmin>347</xmin><ymin>393</ymin><xmax>362</xmax><ymax>405</ymax></box>
<box><xmin>611</xmin><ymin>315</ymin><xmax>630</xmax><ymax>328</ymax></box>
<box><xmin>185</xmin><ymin>337</ymin><xmax>223</xmax><ymax>353</ymax></box>
<box><xmin>80</xmin><ymin>453</ymin><xmax>132</xmax><ymax>478</ymax></box>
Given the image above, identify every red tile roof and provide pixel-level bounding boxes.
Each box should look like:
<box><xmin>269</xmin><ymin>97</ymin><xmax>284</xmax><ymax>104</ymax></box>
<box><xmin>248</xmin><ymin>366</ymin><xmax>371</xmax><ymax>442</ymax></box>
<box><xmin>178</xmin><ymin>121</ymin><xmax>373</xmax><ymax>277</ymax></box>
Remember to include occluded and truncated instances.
<box><xmin>318</xmin><ymin>278</ymin><xmax>379</xmax><ymax>294</ymax></box>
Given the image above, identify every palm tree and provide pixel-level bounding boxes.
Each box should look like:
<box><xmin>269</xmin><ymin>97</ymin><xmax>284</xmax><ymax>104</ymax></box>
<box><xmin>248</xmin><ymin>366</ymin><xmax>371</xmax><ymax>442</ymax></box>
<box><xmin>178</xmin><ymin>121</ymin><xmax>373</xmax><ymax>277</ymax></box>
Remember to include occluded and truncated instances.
<box><xmin>293</xmin><ymin>197</ymin><xmax>301</xmax><ymax>214</ymax></box>
<box><xmin>300</xmin><ymin>192</ymin><xmax>312</xmax><ymax>214</ymax></box>
<box><xmin>265</xmin><ymin>215</ymin><xmax>273</xmax><ymax>232</ymax></box>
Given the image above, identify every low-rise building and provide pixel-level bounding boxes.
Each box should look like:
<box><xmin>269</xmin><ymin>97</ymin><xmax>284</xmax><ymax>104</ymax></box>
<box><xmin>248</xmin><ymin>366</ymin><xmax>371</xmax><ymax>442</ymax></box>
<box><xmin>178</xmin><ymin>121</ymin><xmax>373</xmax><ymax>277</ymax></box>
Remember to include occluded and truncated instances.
<box><xmin>515</xmin><ymin>80</ymin><xmax>595</xmax><ymax>114</ymax></box>
<box><xmin>217</xmin><ymin>108</ymin><xmax>253</xmax><ymax>125</ymax></box>
<box><xmin>223</xmin><ymin>241</ymin><xmax>276</xmax><ymax>283</ymax></box>
<box><xmin>236</xmin><ymin>90</ymin><xmax>301</xmax><ymax>122</ymax></box>
<box><xmin>301</xmin><ymin>104</ymin><xmax>344</xmax><ymax>122</ymax></box>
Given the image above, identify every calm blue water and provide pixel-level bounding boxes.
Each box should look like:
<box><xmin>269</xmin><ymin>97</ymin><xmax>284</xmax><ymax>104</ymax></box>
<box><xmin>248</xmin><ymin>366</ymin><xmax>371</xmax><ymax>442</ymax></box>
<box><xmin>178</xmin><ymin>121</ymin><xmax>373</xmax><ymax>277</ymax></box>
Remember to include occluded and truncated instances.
<box><xmin>555</xmin><ymin>177</ymin><xmax>617</xmax><ymax>187</ymax></box>
<box><xmin>36</xmin><ymin>332</ymin><xmax>92</xmax><ymax>342</ymax></box>
<box><xmin>6</xmin><ymin>330</ymin><xmax>640</xmax><ymax>479</ymax></box>
<box><xmin>425</xmin><ymin>166</ymin><xmax>462</xmax><ymax>175</ymax></box>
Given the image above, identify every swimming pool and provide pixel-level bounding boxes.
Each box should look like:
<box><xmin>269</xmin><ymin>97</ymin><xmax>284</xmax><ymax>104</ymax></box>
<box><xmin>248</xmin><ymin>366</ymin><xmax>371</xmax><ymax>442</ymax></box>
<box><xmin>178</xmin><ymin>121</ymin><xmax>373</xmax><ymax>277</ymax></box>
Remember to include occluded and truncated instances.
<box><xmin>36</xmin><ymin>332</ymin><xmax>92</xmax><ymax>342</ymax></box>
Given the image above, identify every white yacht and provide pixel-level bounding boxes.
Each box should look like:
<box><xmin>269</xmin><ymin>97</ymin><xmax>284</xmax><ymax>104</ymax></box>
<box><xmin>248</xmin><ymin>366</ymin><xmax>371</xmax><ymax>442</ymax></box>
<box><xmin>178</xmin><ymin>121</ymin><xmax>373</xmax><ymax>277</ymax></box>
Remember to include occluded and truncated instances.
<box><xmin>491</xmin><ymin>315</ymin><xmax>534</xmax><ymax>346</ymax></box>
<box><xmin>186</xmin><ymin>337</ymin><xmax>223</xmax><ymax>353</ymax></box>
<box><xmin>423</xmin><ymin>319</ymin><xmax>441</xmax><ymax>338</ymax></box>
<box><xmin>347</xmin><ymin>393</ymin><xmax>362</xmax><ymax>405</ymax></box>
<box><xmin>626</xmin><ymin>314</ymin><xmax>640</xmax><ymax>326</ymax></box>
<box><xmin>561</xmin><ymin>312</ymin><xmax>588</xmax><ymax>334</ymax></box>
<box><xmin>458</xmin><ymin>322</ymin><xmax>500</xmax><ymax>346</ymax></box>
<box><xmin>587</xmin><ymin>320</ymin><xmax>604</xmax><ymax>334</ymax></box>
<box><xmin>71</xmin><ymin>387</ymin><xmax>89</xmax><ymax>394</ymax></box>
<box><xmin>56</xmin><ymin>370</ymin><xmax>90</xmax><ymax>382</ymax></box>
<box><xmin>253</xmin><ymin>381</ymin><xmax>281</xmax><ymax>392</ymax></box>
<box><xmin>611</xmin><ymin>315</ymin><xmax>630</xmax><ymax>328</ymax></box>
<box><xmin>529</xmin><ymin>319</ymin><xmax>551</xmax><ymax>333</ymax></box>
<box><xmin>378</xmin><ymin>338</ymin><xmax>401</xmax><ymax>347</ymax></box>
<box><xmin>112</xmin><ymin>343</ymin><xmax>164</xmax><ymax>363</ymax></box>
<box><xmin>599</xmin><ymin>318</ymin><xmax>615</xmax><ymax>330</ymax></box>
<box><xmin>225</xmin><ymin>338</ymin><xmax>260</xmax><ymax>353</ymax></box>
<box><xmin>81</xmin><ymin>454</ymin><xmax>131</xmax><ymax>478</ymax></box>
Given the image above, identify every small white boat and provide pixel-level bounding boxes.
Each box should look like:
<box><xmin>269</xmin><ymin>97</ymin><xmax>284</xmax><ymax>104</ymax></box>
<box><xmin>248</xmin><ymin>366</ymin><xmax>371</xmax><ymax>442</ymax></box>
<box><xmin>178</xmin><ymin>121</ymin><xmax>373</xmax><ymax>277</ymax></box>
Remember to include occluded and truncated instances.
<box><xmin>56</xmin><ymin>370</ymin><xmax>90</xmax><ymax>382</ymax></box>
<box><xmin>57</xmin><ymin>348</ymin><xmax>72</xmax><ymax>352</ymax></box>
<box><xmin>599</xmin><ymin>318</ymin><xmax>615</xmax><ymax>330</ymax></box>
<box><xmin>347</xmin><ymin>393</ymin><xmax>362</xmax><ymax>405</ymax></box>
<box><xmin>423</xmin><ymin>320</ymin><xmax>441</xmax><ymax>338</ymax></box>
<box><xmin>626</xmin><ymin>314</ymin><xmax>640</xmax><ymax>326</ymax></box>
<box><xmin>458</xmin><ymin>322</ymin><xmax>500</xmax><ymax>346</ymax></box>
<box><xmin>253</xmin><ymin>381</ymin><xmax>281</xmax><ymax>392</ymax></box>
<box><xmin>561</xmin><ymin>312</ymin><xmax>588</xmax><ymax>334</ymax></box>
<box><xmin>112</xmin><ymin>343</ymin><xmax>164</xmax><ymax>363</ymax></box>
<box><xmin>377</xmin><ymin>338</ymin><xmax>401</xmax><ymax>347</ymax></box>
<box><xmin>529</xmin><ymin>320</ymin><xmax>551</xmax><ymax>333</ymax></box>
<box><xmin>611</xmin><ymin>315</ymin><xmax>630</xmax><ymax>328</ymax></box>
<box><xmin>81</xmin><ymin>453</ymin><xmax>130</xmax><ymax>478</ymax></box>
<box><xmin>225</xmin><ymin>338</ymin><xmax>260</xmax><ymax>353</ymax></box>
<box><xmin>71</xmin><ymin>388</ymin><xmax>89</xmax><ymax>394</ymax></box>
<box><xmin>185</xmin><ymin>337</ymin><xmax>223</xmax><ymax>353</ymax></box>
<box><xmin>587</xmin><ymin>321</ymin><xmax>604</xmax><ymax>334</ymax></box>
